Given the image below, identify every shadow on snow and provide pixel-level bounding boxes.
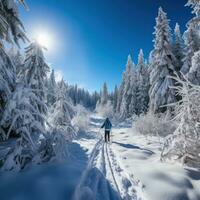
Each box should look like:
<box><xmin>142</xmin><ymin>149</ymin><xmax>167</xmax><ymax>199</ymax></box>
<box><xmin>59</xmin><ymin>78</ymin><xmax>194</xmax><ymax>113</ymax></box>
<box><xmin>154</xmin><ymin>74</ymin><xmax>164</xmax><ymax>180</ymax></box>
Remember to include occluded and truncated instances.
<box><xmin>0</xmin><ymin>142</ymin><xmax>88</xmax><ymax>200</ymax></box>
<box><xmin>113</xmin><ymin>141</ymin><xmax>154</xmax><ymax>155</ymax></box>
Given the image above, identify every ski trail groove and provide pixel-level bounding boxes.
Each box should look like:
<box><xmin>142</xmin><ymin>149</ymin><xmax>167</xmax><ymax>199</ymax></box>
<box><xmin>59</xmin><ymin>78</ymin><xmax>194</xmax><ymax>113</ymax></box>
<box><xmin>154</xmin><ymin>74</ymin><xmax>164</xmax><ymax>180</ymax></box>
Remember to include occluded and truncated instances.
<box><xmin>73</xmin><ymin>129</ymin><xmax>145</xmax><ymax>200</ymax></box>
<box><xmin>106</xmin><ymin>143</ymin><xmax>145</xmax><ymax>200</ymax></box>
<box><xmin>105</xmin><ymin>143</ymin><xmax>123</xmax><ymax>199</ymax></box>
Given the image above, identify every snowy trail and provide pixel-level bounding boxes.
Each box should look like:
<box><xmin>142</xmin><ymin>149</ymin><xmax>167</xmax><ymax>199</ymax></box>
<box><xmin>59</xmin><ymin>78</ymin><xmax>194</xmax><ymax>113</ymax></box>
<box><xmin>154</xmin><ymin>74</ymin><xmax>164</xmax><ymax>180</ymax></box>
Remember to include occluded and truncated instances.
<box><xmin>106</xmin><ymin>142</ymin><xmax>145</xmax><ymax>200</ymax></box>
<box><xmin>73</xmin><ymin>118</ymin><xmax>145</xmax><ymax>200</ymax></box>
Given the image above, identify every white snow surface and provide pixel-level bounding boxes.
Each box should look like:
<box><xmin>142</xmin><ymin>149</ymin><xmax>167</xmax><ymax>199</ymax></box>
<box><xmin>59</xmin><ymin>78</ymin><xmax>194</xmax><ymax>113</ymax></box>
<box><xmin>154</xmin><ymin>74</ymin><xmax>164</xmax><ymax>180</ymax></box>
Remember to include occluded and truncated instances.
<box><xmin>0</xmin><ymin>114</ymin><xmax>200</xmax><ymax>200</ymax></box>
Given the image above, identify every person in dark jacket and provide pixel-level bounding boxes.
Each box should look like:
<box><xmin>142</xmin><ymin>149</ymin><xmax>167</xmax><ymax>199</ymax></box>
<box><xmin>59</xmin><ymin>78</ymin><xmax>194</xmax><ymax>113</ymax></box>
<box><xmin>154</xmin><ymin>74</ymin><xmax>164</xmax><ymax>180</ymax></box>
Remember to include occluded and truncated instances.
<box><xmin>101</xmin><ymin>118</ymin><xmax>112</xmax><ymax>142</ymax></box>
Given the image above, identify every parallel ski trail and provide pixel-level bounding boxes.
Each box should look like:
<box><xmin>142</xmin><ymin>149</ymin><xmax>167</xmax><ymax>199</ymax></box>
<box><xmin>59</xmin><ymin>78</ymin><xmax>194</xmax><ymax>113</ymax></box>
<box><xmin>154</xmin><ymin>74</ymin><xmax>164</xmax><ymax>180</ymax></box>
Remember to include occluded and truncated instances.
<box><xmin>73</xmin><ymin>126</ymin><xmax>145</xmax><ymax>200</ymax></box>
<box><xmin>106</xmin><ymin>143</ymin><xmax>145</xmax><ymax>200</ymax></box>
<box><xmin>105</xmin><ymin>143</ymin><xmax>122</xmax><ymax>199</ymax></box>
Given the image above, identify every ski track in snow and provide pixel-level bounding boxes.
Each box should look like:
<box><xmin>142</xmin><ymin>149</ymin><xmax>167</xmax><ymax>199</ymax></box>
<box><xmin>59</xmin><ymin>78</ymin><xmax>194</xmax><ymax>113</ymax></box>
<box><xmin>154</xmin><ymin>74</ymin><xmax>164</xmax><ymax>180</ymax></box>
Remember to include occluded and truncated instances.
<box><xmin>73</xmin><ymin>120</ymin><xmax>145</xmax><ymax>200</ymax></box>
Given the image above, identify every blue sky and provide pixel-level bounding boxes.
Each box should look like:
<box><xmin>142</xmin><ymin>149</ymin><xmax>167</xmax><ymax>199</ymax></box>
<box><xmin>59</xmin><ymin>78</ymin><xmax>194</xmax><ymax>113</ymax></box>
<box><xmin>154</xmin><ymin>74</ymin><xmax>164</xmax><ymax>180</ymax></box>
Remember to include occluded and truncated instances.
<box><xmin>20</xmin><ymin>0</ymin><xmax>191</xmax><ymax>92</ymax></box>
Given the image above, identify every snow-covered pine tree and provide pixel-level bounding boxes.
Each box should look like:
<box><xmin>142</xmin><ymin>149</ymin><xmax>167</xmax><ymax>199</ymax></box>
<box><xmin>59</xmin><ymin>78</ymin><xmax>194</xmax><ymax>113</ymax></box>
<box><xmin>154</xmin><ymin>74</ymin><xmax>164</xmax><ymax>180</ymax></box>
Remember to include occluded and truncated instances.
<box><xmin>67</xmin><ymin>85</ymin><xmax>99</xmax><ymax>110</ymax></box>
<box><xmin>0</xmin><ymin>0</ymin><xmax>28</xmax><ymax>46</ymax></box>
<box><xmin>8</xmin><ymin>47</ymin><xmax>24</xmax><ymax>76</ymax></box>
<box><xmin>181</xmin><ymin>0</ymin><xmax>200</xmax><ymax>74</ymax></box>
<box><xmin>173</xmin><ymin>23</ymin><xmax>184</xmax><ymax>72</ymax></box>
<box><xmin>47</xmin><ymin>69</ymin><xmax>57</xmax><ymax>106</ymax></box>
<box><xmin>0</xmin><ymin>82</ymin><xmax>46</xmax><ymax>170</ymax></box>
<box><xmin>0</xmin><ymin>47</ymin><xmax>16</xmax><ymax>120</ymax></box>
<box><xmin>113</xmin><ymin>85</ymin><xmax>118</xmax><ymax>113</ymax></box>
<box><xmin>181</xmin><ymin>24</ymin><xmax>200</xmax><ymax>74</ymax></box>
<box><xmin>96</xmin><ymin>82</ymin><xmax>112</xmax><ymax>116</ymax></box>
<box><xmin>101</xmin><ymin>82</ymin><xmax>109</xmax><ymax>105</ymax></box>
<box><xmin>48</xmin><ymin>79</ymin><xmax>75</xmax><ymax>140</ymax></box>
<box><xmin>138</xmin><ymin>49</ymin><xmax>146</xmax><ymax>76</ymax></box>
<box><xmin>161</xmin><ymin>74</ymin><xmax>200</xmax><ymax>167</ymax></box>
<box><xmin>188</xmin><ymin>50</ymin><xmax>200</xmax><ymax>85</ymax></box>
<box><xmin>186</xmin><ymin>0</ymin><xmax>200</xmax><ymax>28</ymax></box>
<box><xmin>137</xmin><ymin>49</ymin><xmax>149</xmax><ymax>114</ymax></box>
<box><xmin>116</xmin><ymin>85</ymin><xmax>123</xmax><ymax>114</ymax></box>
<box><xmin>91</xmin><ymin>91</ymin><xmax>100</xmax><ymax>110</ymax></box>
<box><xmin>149</xmin><ymin>7</ymin><xmax>177</xmax><ymax>113</ymax></box>
<box><xmin>23</xmin><ymin>42</ymin><xmax>50</xmax><ymax>125</ymax></box>
<box><xmin>119</xmin><ymin>55</ymin><xmax>135</xmax><ymax>119</ymax></box>
<box><xmin>0</xmin><ymin>0</ymin><xmax>28</xmax><ymax>140</ymax></box>
<box><xmin>129</xmin><ymin>64</ymin><xmax>139</xmax><ymax>116</ymax></box>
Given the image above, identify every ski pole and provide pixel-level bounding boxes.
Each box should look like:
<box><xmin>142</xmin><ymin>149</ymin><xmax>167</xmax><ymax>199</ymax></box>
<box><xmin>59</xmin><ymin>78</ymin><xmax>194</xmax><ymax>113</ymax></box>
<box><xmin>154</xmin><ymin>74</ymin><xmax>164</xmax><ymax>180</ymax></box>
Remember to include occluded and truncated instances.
<box><xmin>98</xmin><ymin>127</ymin><xmax>103</xmax><ymax>139</ymax></box>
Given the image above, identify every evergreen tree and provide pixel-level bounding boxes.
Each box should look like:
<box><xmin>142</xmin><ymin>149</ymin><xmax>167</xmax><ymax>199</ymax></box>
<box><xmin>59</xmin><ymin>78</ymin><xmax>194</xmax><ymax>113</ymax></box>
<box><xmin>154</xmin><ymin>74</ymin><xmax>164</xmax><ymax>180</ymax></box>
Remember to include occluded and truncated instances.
<box><xmin>149</xmin><ymin>7</ymin><xmax>177</xmax><ymax>113</ymax></box>
<box><xmin>161</xmin><ymin>75</ymin><xmax>200</xmax><ymax>167</ymax></box>
<box><xmin>181</xmin><ymin>0</ymin><xmax>200</xmax><ymax>74</ymax></box>
<box><xmin>129</xmin><ymin>65</ymin><xmax>138</xmax><ymax>116</ymax></box>
<box><xmin>181</xmin><ymin>24</ymin><xmax>200</xmax><ymax>74</ymax></box>
<box><xmin>0</xmin><ymin>0</ymin><xmax>28</xmax><ymax>47</ymax></box>
<box><xmin>101</xmin><ymin>82</ymin><xmax>108</xmax><ymax>105</ymax></box>
<box><xmin>138</xmin><ymin>49</ymin><xmax>145</xmax><ymax>76</ymax></box>
<box><xmin>137</xmin><ymin>50</ymin><xmax>149</xmax><ymax>114</ymax></box>
<box><xmin>49</xmin><ymin>79</ymin><xmax>75</xmax><ymax>138</ymax></box>
<box><xmin>113</xmin><ymin>85</ymin><xmax>118</xmax><ymax>113</ymax></box>
<box><xmin>23</xmin><ymin>42</ymin><xmax>50</xmax><ymax>124</ymax></box>
<box><xmin>7</xmin><ymin>47</ymin><xmax>24</xmax><ymax>75</ymax></box>
<box><xmin>173</xmin><ymin>23</ymin><xmax>184</xmax><ymax>72</ymax></box>
<box><xmin>186</xmin><ymin>0</ymin><xmax>200</xmax><ymax>28</ymax></box>
<box><xmin>188</xmin><ymin>50</ymin><xmax>200</xmax><ymax>85</ymax></box>
<box><xmin>0</xmin><ymin>47</ymin><xmax>16</xmax><ymax>117</ymax></box>
<box><xmin>119</xmin><ymin>55</ymin><xmax>135</xmax><ymax>119</ymax></box>
<box><xmin>0</xmin><ymin>0</ymin><xmax>27</xmax><ymax>139</ymax></box>
<box><xmin>47</xmin><ymin>69</ymin><xmax>57</xmax><ymax>106</ymax></box>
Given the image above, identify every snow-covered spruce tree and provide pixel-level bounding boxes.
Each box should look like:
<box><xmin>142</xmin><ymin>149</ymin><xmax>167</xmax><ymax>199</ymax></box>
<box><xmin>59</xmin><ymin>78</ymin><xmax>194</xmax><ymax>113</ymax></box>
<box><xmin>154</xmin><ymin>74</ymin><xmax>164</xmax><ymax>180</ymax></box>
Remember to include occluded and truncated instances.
<box><xmin>181</xmin><ymin>24</ymin><xmax>200</xmax><ymax>74</ymax></box>
<box><xmin>113</xmin><ymin>85</ymin><xmax>118</xmax><ymax>113</ymax></box>
<box><xmin>186</xmin><ymin>0</ymin><xmax>200</xmax><ymax>28</ymax></box>
<box><xmin>48</xmin><ymin>79</ymin><xmax>75</xmax><ymax>138</ymax></box>
<box><xmin>129</xmin><ymin>64</ymin><xmax>139</xmax><ymax>116</ymax></box>
<box><xmin>0</xmin><ymin>0</ymin><xmax>28</xmax><ymax>140</ymax></box>
<box><xmin>7</xmin><ymin>47</ymin><xmax>24</xmax><ymax>75</ymax></box>
<box><xmin>161</xmin><ymin>74</ymin><xmax>200</xmax><ymax>167</ymax></box>
<box><xmin>41</xmin><ymin>79</ymin><xmax>75</xmax><ymax>162</ymax></box>
<box><xmin>96</xmin><ymin>82</ymin><xmax>114</xmax><ymax>118</ymax></box>
<box><xmin>181</xmin><ymin>0</ymin><xmax>200</xmax><ymax>74</ymax></box>
<box><xmin>149</xmin><ymin>7</ymin><xmax>177</xmax><ymax>113</ymax></box>
<box><xmin>173</xmin><ymin>23</ymin><xmax>184</xmax><ymax>72</ymax></box>
<box><xmin>188</xmin><ymin>50</ymin><xmax>200</xmax><ymax>85</ymax></box>
<box><xmin>116</xmin><ymin>84</ymin><xmax>123</xmax><ymax>114</ymax></box>
<box><xmin>119</xmin><ymin>55</ymin><xmax>135</xmax><ymax>119</ymax></box>
<box><xmin>101</xmin><ymin>82</ymin><xmax>109</xmax><ymax>105</ymax></box>
<box><xmin>137</xmin><ymin>49</ymin><xmax>150</xmax><ymax>114</ymax></box>
<box><xmin>0</xmin><ymin>0</ymin><xmax>28</xmax><ymax>46</ymax></box>
<box><xmin>0</xmin><ymin>83</ymin><xmax>46</xmax><ymax>171</ymax></box>
<box><xmin>0</xmin><ymin>47</ymin><xmax>16</xmax><ymax>121</ymax></box>
<box><xmin>23</xmin><ymin>42</ymin><xmax>50</xmax><ymax>125</ymax></box>
<box><xmin>91</xmin><ymin>91</ymin><xmax>100</xmax><ymax>110</ymax></box>
<box><xmin>67</xmin><ymin>85</ymin><xmax>99</xmax><ymax>110</ymax></box>
<box><xmin>47</xmin><ymin>69</ymin><xmax>57</xmax><ymax>106</ymax></box>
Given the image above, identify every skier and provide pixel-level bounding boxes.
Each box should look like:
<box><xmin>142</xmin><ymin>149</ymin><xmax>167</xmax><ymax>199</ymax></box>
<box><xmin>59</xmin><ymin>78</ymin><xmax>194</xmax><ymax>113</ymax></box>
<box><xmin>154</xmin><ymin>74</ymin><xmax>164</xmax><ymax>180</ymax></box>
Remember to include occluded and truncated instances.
<box><xmin>101</xmin><ymin>117</ymin><xmax>112</xmax><ymax>142</ymax></box>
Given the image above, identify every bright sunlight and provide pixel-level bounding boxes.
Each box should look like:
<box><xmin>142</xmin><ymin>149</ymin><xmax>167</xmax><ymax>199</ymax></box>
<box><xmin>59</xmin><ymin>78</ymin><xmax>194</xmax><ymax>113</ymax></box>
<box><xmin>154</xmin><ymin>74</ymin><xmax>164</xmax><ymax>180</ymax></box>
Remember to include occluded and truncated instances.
<box><xmin>35</xmin><ymin>30</ymin><xmax>54</xmax><ymax>49</ymax></box>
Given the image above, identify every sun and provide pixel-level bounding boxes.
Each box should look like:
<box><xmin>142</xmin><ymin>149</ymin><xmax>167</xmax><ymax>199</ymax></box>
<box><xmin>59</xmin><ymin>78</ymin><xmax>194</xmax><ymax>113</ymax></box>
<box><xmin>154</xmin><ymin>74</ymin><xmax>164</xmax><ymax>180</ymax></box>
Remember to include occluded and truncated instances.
<box><xmin>36</xmin><ymin>31</ymin><xmax>53</xmax><ymax>49</ymax></box>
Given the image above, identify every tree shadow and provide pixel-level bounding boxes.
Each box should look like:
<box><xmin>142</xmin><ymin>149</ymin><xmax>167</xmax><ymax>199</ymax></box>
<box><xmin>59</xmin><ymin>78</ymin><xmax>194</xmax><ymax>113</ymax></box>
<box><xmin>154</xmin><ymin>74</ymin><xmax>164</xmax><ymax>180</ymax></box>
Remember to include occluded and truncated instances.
<box><xmin>113</xmin><ymin>141</ymin><xmax>154</xmax><ymax>155</ymax></box>
<box><xmin>185</xmin><ymin>168</ymin><xmax>200</xmax><ymax>181</ymax></box>
<box><xmin>0</xmin><ymin>142</ymin><xmax>89</xmax><ymax>200</ymax></box>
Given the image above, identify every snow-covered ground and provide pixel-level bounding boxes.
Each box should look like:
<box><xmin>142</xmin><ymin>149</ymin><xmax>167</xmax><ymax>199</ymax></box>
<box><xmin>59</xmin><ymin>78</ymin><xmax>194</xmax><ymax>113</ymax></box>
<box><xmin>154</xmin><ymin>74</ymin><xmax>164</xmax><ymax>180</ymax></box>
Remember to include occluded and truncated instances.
<box><xmin>0</xmin><ymin>115</ymin><xmax>200</xmax><ymax>200</ymax></box>
<box><xmin>110</xmin><ymin>128</ymin><xmax>200</xmax><ymax>200</ymax></box>
<box><xmin>74</xmin><ymin>115</ymin><xmax>200</xmax><ymax>200</ymax></box>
